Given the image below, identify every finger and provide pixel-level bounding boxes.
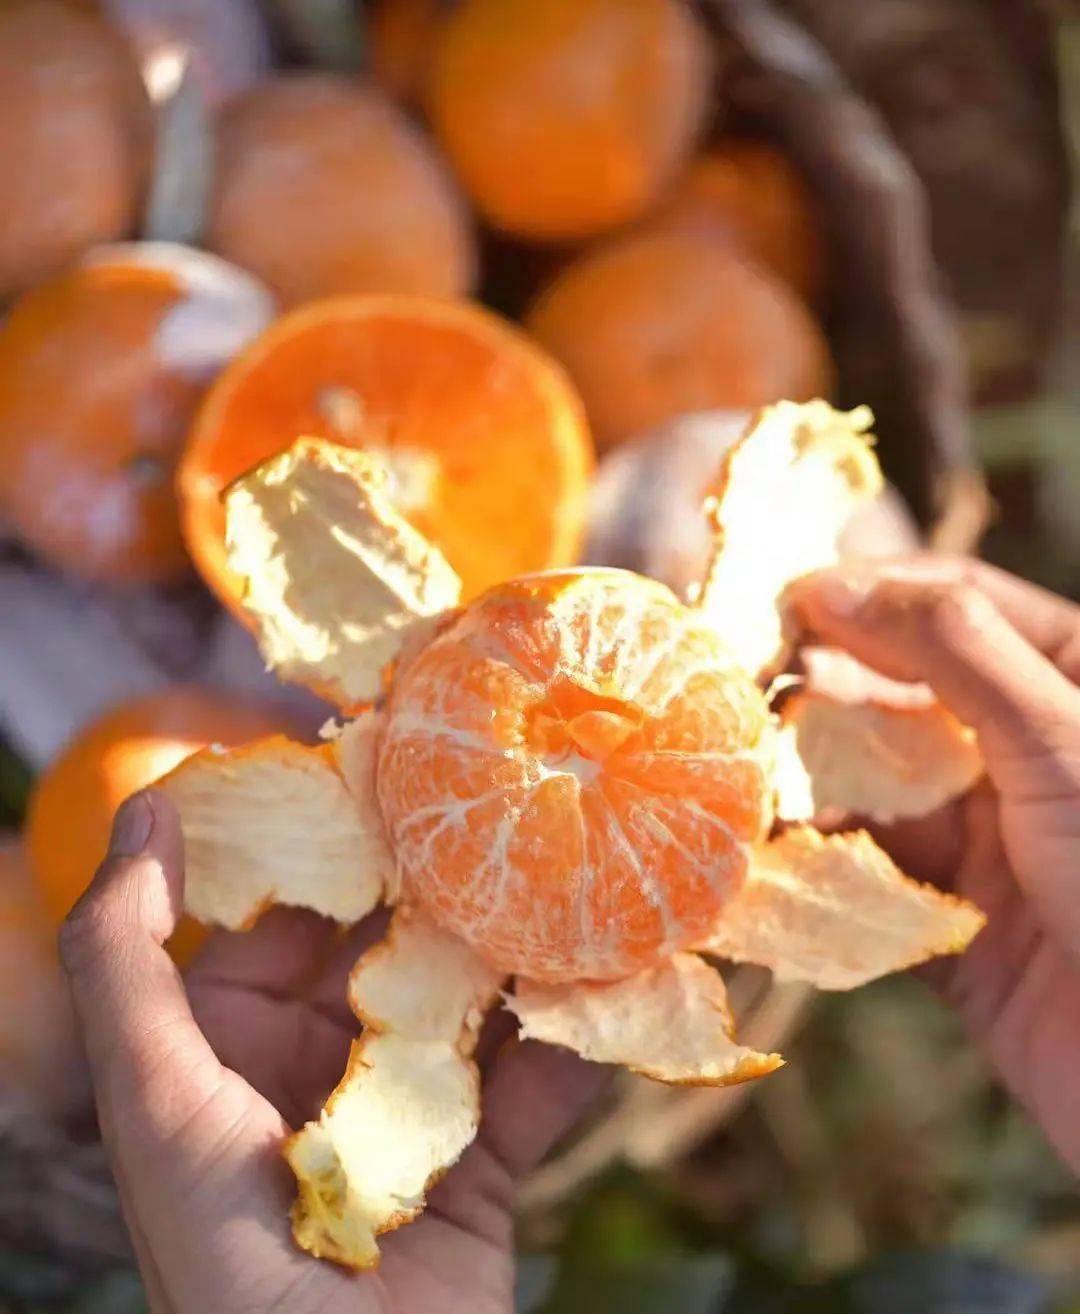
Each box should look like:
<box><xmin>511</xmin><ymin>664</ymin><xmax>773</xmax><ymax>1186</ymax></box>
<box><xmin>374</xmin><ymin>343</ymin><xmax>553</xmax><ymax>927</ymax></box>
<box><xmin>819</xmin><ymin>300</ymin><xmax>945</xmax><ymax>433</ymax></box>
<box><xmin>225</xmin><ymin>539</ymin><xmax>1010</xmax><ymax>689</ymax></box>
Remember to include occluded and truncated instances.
<box><xmin>188</xmin><ymin>907</ymin><xmax>341</xmax><ymax>994</ymax></box>
<box><xmin>59</xmin><ymin>790</ymin><xmax>230</xmax><ymax>1152</ymax></box>
<box><xmin>787</xmin><ymin>564</ymin><xmax>1080</xmax><ymax>799</ymax></box>
<box><xmin>478</xmin><ymin>1035</ymin><xmax>612</xmax><ymax>1179</ymax></box>
<box><xmin>863</xmin><ymin>554</ymin><xmax>1080</xmax><ymax>681</ymax></box>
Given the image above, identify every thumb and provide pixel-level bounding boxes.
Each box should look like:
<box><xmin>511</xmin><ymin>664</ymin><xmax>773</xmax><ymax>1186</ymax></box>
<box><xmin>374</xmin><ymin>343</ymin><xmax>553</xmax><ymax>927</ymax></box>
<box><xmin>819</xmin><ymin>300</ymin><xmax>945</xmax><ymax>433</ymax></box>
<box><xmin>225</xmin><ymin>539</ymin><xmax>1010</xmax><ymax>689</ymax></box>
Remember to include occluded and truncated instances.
<box><xmin>786</xmin><ymin>564</ymin><xmax>1080</xmax><ymax>802</ymax></box>
<box><xmin>60</xmin><ymin>790</ymin><xmax>227</xmax><ymax>1150</ymax></box>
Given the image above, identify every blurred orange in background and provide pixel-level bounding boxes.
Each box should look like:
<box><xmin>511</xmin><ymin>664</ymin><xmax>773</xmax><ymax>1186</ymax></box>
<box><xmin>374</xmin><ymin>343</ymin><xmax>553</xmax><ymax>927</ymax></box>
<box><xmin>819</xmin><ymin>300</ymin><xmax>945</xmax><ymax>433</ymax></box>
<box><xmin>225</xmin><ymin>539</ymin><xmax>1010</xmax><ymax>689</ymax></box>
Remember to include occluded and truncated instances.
<box><xmin>180</xmin><ymin>292</ymin><xmax>593</xmax><ymax>606</ymax></box>
<box><xmin>369</xmin><ymin>0</ymin><xmax>443</xmax><ymax>105</ymax></box>
<box><xmin>25</xmin><ymin>688</ymin><xmax>289</xmax><ymax>966</ymax></box>
<box><xmin>0</xmin><ymin>0</ymin><xmax>150</xmax><ymax>300</ymax></box>
<box><xmin>0</xmin><ymin>244</ymin><xmax>273</xmax><ymax>584</ymax></box>
<box><xmin>652</xmin><ymin>140</ymin><xmax>826</xmax><ymax>303</ymax></box>
<box><xmin>429</xmin><ymin>0</ymin><xmax>714</xmax><ymax>241</ymax></box>
<box><xmin>207</xmin><ymin>73</ymin><xmax>476</xmax><ymax>306</ymax></box>
<box><xmin>527</xmin><ymin>227</ymin><xmax>832</xmax><ymax>450</ymax></box>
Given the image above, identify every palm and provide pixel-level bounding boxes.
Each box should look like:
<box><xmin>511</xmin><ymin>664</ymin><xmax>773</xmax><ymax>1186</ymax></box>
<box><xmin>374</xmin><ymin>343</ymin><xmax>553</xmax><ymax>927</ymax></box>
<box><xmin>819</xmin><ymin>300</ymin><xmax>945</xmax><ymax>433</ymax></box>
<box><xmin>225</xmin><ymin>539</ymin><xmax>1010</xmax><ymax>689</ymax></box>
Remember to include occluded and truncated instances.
<box><xmin>182</xmin><ymin>909</ymin><xmax>602</xmax><ymax>1314</ymax></box>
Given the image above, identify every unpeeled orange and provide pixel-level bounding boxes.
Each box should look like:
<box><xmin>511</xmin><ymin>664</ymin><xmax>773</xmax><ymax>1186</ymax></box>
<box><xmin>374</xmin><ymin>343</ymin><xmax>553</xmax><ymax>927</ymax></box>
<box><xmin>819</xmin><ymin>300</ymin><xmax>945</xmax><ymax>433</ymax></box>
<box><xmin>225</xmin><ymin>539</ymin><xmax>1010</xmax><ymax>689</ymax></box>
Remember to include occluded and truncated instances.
<box><xmin>180</xmin><ymin>293</ymin><xmax>594</xmax><ymax>608</ymax></box>
<box><xmin>652</xmin><ymin>140</ymin><xmax>826</xmax><ymax>302</ymax></box>
<box><xmin>526</xmin><ymin>228</ymin><xmax>833</xmax><ymax>450</ymax></box>
<box><xmin>0</xmin><ymin>0</ymin><xmax>150</xmax><ymax>299</ymax></box>
<box><xmin>207</xmin><ymin>74</ymin><xmax>476</xmax><ymax>307</ymax></box>
<box><xmin>26</xmin><ymin>688</ymin><xmax>287</xmax><ymax>965</ymax></box>
<box><xmin>0</xmin><ymin>244</ymin><xmax>273</xmax><ymax>583</ymax></box>
<box><xmin>429</xmin><ymin>0</ymin><xmax>714</xmax><ymax>241</ymax></box>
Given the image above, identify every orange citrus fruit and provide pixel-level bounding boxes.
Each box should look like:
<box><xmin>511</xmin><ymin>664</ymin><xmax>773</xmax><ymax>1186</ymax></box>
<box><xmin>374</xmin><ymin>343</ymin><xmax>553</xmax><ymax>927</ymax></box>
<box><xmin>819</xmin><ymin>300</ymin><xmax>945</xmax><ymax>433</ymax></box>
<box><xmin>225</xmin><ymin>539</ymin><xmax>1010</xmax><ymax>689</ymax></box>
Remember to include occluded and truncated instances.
<box><xmin>180</xmin><ymin>293</ymin><xmax>594</xmax><ymax>607</ymax></box>
<box><xmin>207</xmin><ymin>73</ymin><xmax>476</xmax><ymax>308</ymax></box>
<box><xmin>0</xmin><ymin>0</ymin><xmax>150</xmax><ymax>299</ymax></box>
<box><xmin>652</xmin><ymin>140</ymin><xmax>825</xmax><ymax>301</ymax></box>
<box><xmin>526</xmin><ymin>227</ymin><xmax>833</xmax><ymax>450</ymax></box>
<box><xmin>0</xmin><ymin>245</ymin><xmax>272</xmax><ymax>584</ymax></box>
<box><xmin>428</xmin><ymin>0</ymin><xmax>713</xmax><ymax>241</ymax></box>
<box><xmin>26</xmin><ymin>689</ymin><xmax>287</xmax><ymax>966</ymax></box>
<box><xmin>377</xmin><ymin>570</ymin><xmax>773</xmax><ymax>981</ymax></box>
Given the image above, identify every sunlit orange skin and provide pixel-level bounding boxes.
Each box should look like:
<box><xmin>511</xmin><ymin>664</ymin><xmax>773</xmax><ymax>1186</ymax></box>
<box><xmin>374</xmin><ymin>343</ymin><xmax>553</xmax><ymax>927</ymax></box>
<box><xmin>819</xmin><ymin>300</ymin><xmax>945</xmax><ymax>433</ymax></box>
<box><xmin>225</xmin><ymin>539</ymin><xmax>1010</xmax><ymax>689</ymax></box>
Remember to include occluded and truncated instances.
<box><xmin>0</xmin><ymin>261</ymin><xmax>208</xmax><ymax>583</ymax></box>
<box><xmin>429</xmin><ymin>0</ymin><xmax>713</xmax><ymax>241</ymax></box>
<box><xmin>0</xmin><ymin>0</ymin><xmax>150</xmax><ymax>299</ymax></box>
<box><xmin>180</xmin><ymin>294</ymin><xmax>594</xmax><ymax>607</ymax></box>
<box><xmin>26</xmin><ymin>690</ymin><xmax>287</xmax><ymax>967</ymax></box>
<box><xmin>377</xmin><ymin>571</ymin><xmax>773</xmax><ymax>981</ymax></box>
<box><xmin>369</xmin><ymin>0</ymin><xmax>443</xmax><ymax>105</ymax></box>
<box><xmin>652</xmin><ymin>141</ymin><xmax>826</xmax><ymax>302</ymax></box>
<box><xmin>526</xmin><ymin>228</ymin><xmax>833</xmax><ymax>450</ymax></box>
<box><xmin>207</xmin><ymin>74</ymin><xmax>476</xmax><ymax>308</ymax></box>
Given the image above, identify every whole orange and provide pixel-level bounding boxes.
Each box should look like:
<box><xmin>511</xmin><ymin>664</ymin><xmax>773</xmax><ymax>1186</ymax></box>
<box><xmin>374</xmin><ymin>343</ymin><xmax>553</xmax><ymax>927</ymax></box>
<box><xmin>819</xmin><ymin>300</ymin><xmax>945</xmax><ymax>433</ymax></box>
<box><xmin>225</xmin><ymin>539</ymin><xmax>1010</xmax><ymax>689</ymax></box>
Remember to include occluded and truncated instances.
<box><xmin>429</xmin><ymin>0</ymin><xmax>714</xmax><ymax>241</ymax></box>
<box><xmin>526</xmin><ymin>228</ymin><xmax>833</xmax><ymax>450</ymax></box>
<box><xmin>653</xmin><ymin>140</ymin><xmax>826</xmax><ymax>301</ymax></box>
<box><xmin>207</xmin><ymin>74</ymin><xmax>476</xmax><ymax>308</ymax></box>
<box><xmin>0</xmin><ymin>244</ymin><xmax>273</xmax><ymax>584</ymax></box>
<box><xmin>25</xmin><ymin>690</ymin><xmax>288</xmax><ymax>966</ymax></box>
<box><xmin>0</xmin><ymin>0</ymin><xmax>150</xmax><ymax>299</ymax></box>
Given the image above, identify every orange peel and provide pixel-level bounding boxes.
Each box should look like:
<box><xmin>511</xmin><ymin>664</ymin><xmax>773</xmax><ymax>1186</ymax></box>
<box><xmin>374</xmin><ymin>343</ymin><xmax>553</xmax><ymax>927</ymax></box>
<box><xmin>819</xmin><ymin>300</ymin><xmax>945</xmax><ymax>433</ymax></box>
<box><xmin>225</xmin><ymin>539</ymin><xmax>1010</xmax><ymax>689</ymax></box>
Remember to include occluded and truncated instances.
<box><xmin>699</xmin><ymin>827</ymin><xmax>985</xmax><ymax>990</ymax></box>
<box><xmin>159</xmin><ymin>402</ymin><xmax>985</xmax><ymax>1268</ymax></box>
<box><xmin>699</xmin><ymin>401</ymin><xmax>882</xmax><ymax>678</ymax></box>
<box><xmin>224</xmin><ymin>438</ymin><xmax>462</xmax><ymax>709</ymax></box>
<box><xmin>159</xmin><ymin>736</ymin><xmax>390</xmax><ymax>928</ymax></box>
<box><xmin>286</xmin><ymin>908</ymin><xmax>501</xmax><ymax>1268</ymax></box>
<box><xmin>510</xmin><ymin>953</ymin><xmax>782</xmax><ymax>1085</ymax></box>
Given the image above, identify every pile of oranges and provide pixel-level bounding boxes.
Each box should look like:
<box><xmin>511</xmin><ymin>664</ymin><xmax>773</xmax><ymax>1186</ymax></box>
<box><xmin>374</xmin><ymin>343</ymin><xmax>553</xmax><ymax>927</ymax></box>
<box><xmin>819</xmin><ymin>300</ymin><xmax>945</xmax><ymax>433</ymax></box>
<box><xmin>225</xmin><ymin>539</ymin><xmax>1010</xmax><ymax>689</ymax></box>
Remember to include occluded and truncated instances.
<box><xmin>0</xmin><ymin>0</ymin><xmax>835</xmax><ymax>989</ymax></box>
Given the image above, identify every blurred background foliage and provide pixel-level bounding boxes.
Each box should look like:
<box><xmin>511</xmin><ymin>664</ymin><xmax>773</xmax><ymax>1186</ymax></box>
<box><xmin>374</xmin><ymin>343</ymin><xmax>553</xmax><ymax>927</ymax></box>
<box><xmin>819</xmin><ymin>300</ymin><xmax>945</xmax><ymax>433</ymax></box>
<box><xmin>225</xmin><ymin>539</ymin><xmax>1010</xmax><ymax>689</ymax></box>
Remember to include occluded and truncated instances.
<box><xmin>1</xmin><ymin>1</ymin><xmax>1078</xmax><ymax>1311</ymax></box>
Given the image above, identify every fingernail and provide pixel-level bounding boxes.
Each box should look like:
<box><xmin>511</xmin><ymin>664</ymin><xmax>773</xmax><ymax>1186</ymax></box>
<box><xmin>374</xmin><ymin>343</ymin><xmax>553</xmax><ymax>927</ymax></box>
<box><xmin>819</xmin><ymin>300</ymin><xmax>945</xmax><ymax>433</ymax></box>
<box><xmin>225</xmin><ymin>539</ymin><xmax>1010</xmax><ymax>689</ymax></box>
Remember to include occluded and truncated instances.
<box><xmin>108</xmin><ymin>792</ymin><xmax>154</xmax><ymax>858</ymax></box>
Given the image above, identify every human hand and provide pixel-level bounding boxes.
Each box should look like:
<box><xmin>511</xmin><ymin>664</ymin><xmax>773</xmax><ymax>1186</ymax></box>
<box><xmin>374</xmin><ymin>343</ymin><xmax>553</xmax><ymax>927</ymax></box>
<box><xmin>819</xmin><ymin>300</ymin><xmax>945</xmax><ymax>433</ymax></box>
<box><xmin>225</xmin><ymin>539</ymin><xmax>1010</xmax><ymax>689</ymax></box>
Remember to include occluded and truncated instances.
<box><xmin>60</xmin><ymin>790</ymin><xmax>608</xmax><ymax>1314</ymax></box>
<box><xmin>788</xmin><ymin>555</ymin><xmax>1080</xmax><ymax>1172</ymax></box>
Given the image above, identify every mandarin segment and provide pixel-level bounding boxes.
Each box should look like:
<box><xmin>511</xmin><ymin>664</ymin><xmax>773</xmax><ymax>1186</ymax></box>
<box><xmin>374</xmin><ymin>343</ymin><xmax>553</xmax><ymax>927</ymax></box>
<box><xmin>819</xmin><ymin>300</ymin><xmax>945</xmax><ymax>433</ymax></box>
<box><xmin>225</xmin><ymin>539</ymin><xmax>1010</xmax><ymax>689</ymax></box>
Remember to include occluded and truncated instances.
<box><xmin>700</xmin><ymin>828</ymin><xmax>986</xmax><ymax>990</ymax></box>
<box><xmin>510</xmin><ymin>953</ymin><xmax>783</xmax><ymax>1085</ymax></box>
<box><xmin>287</xmin><ymin>909</ymin><xmax>501</xmax><ymax>1268</ymax></box>
<box><xmin>159</xmin><ymin>737</ymin><xmax>389</xmax><ymax>929</ymax></box>
<box><xmin>225</xmin><ymin>439</ymin><xmax>462</xmax><ymax>709</ymax></box>
<box><xmin>699</xmin><ymin>401</ymin><xmax>883</xmax><ymax>678</ymax></box>
<box><xmin>377</xmin><ymin>570</ymin><xmax>773</xmax><ymax>980</ymax></box>
<box><xmin>180</xmin><ymin>294</ymin><xmax>593</xmax><ymax>606</ymax></box>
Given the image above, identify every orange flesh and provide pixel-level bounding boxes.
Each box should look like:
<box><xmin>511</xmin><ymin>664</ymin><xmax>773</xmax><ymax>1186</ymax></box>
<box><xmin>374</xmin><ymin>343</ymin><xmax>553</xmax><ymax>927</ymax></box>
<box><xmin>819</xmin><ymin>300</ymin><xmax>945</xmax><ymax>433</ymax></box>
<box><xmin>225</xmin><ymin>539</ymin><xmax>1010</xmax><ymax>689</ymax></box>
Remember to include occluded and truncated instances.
<box><xmin>377</xmin><ymin>571</ymin><xmax>773</xmax><ymax>981</ymax></box>
<box><xmin>180</xmin><ymin>295</ymin><xmax>593</xmax><ymax>605</ymax></box>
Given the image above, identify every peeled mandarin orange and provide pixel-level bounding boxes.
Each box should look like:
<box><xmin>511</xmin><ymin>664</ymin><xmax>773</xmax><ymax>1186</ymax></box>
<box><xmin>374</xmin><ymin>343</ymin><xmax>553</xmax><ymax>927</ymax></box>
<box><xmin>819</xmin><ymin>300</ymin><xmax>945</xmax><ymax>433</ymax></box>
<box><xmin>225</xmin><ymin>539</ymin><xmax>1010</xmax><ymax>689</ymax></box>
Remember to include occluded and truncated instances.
<box><xmin>377</xmin><ymin>570</ymin><xmax>774</xmax><ymax>981</ymax></box>
<box><xmin>0</xmin><ymin>0</ymin><xmax>150</xmax><ymax>299</ymax></box>
<box><xmin>429</xmin><ymin>0</ymin><xmax>713</xmax><ymax>241</ymax></box>
<box><xmin>26</xmin><ymin>689</ymin><xmax>287</xmax><ymax>967</ymax></box>
<box><xmin>526</xmin><ymin>227</ymin><xmax>833</xmax><ymax>450</ymax></box>
<box><xmin>207</xmin><ymin>74</ymin><xmax>476</xmax><ymax>307</ymax></box>
<box><xmin>0</xmin><ymin>244</ymin><xmax>273</xmax><ymax>583</ymax></box>
<box><xmin>180</xmin><ymin>294</ymin><xmax>594</xmax><ymax>607</ymax></box>
<box><xmin>652</xmin><ymin>140</ymin><xmax>826</xmax><ymax>301</ymax></box>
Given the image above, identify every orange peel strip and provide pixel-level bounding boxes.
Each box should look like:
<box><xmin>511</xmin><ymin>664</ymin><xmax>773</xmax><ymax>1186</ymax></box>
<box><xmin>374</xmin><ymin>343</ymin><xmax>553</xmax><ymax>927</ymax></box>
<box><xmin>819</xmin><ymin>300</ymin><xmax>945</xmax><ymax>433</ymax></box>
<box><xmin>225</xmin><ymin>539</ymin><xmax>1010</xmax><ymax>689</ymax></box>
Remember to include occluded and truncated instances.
<box><xmin>774</xmin><ymin>691</ymin><xmax>983</xmax><ymax>824</ymax></box>
<box><xmin>286</xmin><ymin>908</ymin><xmax>503</xmax><ymax>1269</ymax></box>
<box><xmin>509</xmin><ymin>953</ymin><xmax>783</xmax><ymax>1086</ymax></box>
<box><xmin>225</xmin><ymin>438</ymin><xmax>462</xmax><ymax>709</ymax></box>
<box><xmin>158</xmin><ymin>735</ymin><xmax>390</xmax><ymax>928</ymax></box>
<box><xmin>698</xmin><ymin>401</ymin><xmax>883</xmax><ymax>678</ymax></box>
<box><xmin>701</xmin><ymin>827</ymin><xmax>985</xmax><ymax>990</ymax></box>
